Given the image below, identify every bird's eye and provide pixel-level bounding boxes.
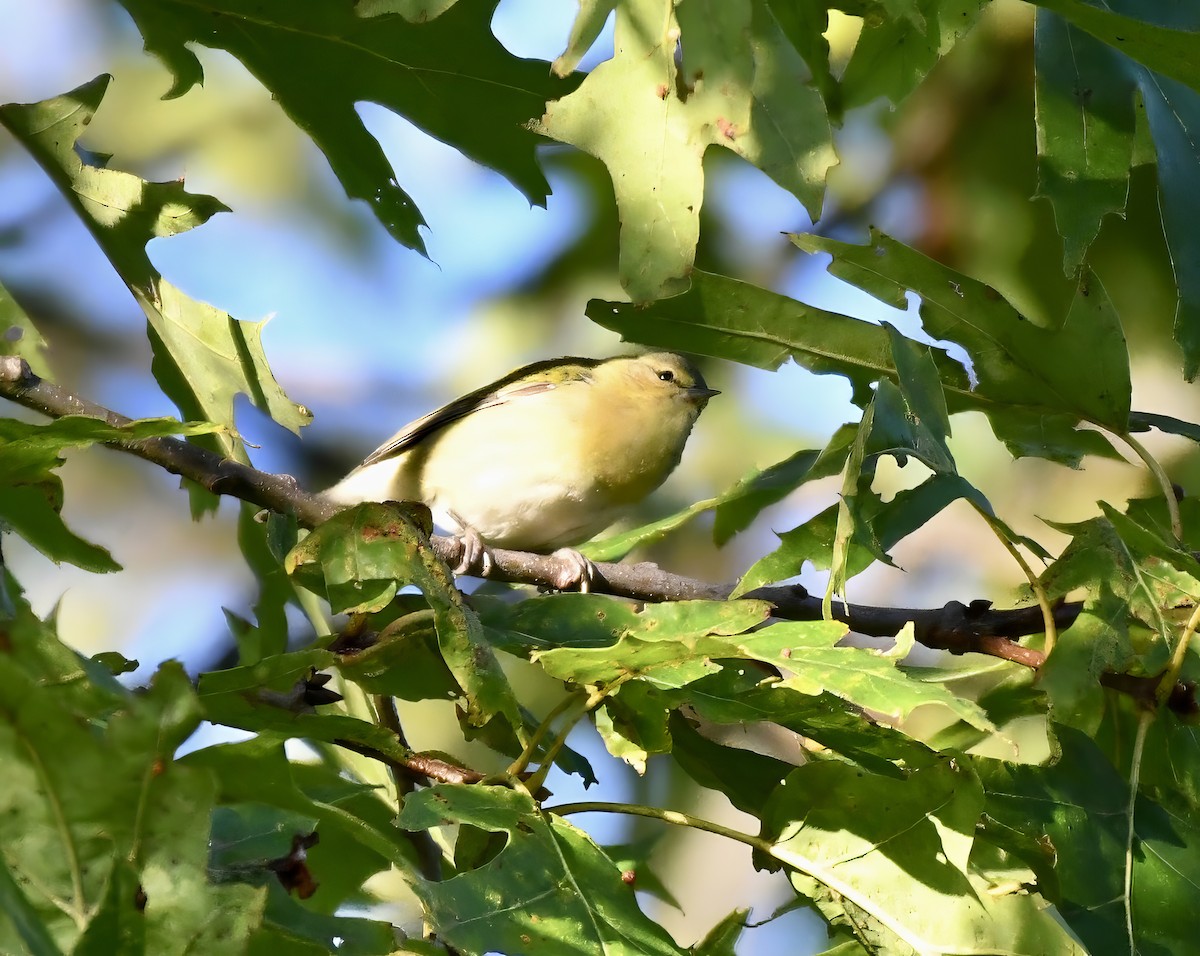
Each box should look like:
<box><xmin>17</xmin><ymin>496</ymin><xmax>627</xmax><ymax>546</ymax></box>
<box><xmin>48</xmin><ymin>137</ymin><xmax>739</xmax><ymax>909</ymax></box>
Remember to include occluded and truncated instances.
<box><xmin>657</xmin><ymin>370</ymin><xmax>675</xmax><ymax>382</ymax></box>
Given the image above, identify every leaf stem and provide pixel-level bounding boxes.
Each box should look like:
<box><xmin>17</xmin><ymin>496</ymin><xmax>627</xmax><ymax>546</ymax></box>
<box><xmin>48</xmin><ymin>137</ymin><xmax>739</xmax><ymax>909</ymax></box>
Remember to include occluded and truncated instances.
<box><xmin>524</xmin><ymin>680</ymin><xmax>625</xmax><ymax>795</ymax></box>
<box><xmin>548</xmin><ymin>801</ymin><xmax>769</xmax><ymax>852</ymax></box>
<box><xmin>1120</xmin><ymin>432</ymin><xmax>1182</xmax><ymax>542</ymax></box>
<box><xmin>1160</xmin><ymin>602</ymin><xmax>1200</xmax><ymax>708</ymax></box>
<box><xmin>971</xmin><ymin>504</ymin><xmax>1058</xmax><ymax>655</ymax></box>
<box><xmin>1124</xmin><ymin>711</ymin><xmax>1152</xmax><ymax>954</ymax></box>
<box><xmin>507</xmin><ymin>692</ymin><xmax>582</xmax><ymax>778</ymax></box>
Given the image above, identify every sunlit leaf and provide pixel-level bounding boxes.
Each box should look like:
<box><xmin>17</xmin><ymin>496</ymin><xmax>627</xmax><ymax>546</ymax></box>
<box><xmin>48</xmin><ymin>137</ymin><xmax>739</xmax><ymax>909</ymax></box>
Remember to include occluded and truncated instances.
<box><xmin>0</xmin><ymin>415</ymin><xmax>220</xmax><ymax>572</ymax></box>
<box><xmin>540</xmin><ymin>0</ymin><xmax>832</xmax><ymax>301</ymax></box>
<box><xmin>398</xmin><ymin>785</ymin><xmax>688</xmax><ymax>955</ymax></box>
<box><xmin>552</xmin><ymin>0</ymin><xmax>616</xmax><ymax>76</ymax></box>
<box><xmin>766</xmin><ymin>757</ymin><xmax>1082</xmax><ymax>954</ymax></box>
<box><xmin>0</xmin><ymin>77</ymin><xmax>310</xmax><ymax>465</ymax></box>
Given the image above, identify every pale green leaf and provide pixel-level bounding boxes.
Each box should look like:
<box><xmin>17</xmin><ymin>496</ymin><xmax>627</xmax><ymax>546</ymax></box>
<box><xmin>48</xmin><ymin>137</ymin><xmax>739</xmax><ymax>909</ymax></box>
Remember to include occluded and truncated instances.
<box><xmin>766</xmin><ymin>758</ymin><xmax>1083</xmax><ymax>955</ymax></box>
<box><xmin>0</xmin><ymin>77</ymin><xmax>310</xmax><ymax>461</ymax></box>
<box><xmin>552</xmin><ymin>0</ymin><xmax>616</xmax><ymax>77</ymax></box>
<box><xmin>541</xmin><ymin>0</ymin><xmax>832</xmax><ymax>301</ymax></box>
<box><xmin>398</xmin><ymin>785</ymin><xmax>688</xmax><ymax>955</ymax></box>
<box><xmin>355</xmin><ymin>0</ymin><xmax>459</xmax><ymax>21</ymax></box>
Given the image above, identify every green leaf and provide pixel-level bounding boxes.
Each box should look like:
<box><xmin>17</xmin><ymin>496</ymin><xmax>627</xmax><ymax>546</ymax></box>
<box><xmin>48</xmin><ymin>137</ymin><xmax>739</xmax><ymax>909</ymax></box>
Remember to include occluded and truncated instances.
<box><xmin>0</xmin><ymin>855</ymin><xmax>62</xmax><ymax>956</ymax></box>
<box><xmin>730</xmin><ymin>1</ymin><xmax>837</xmax><ymax>216</ymax></box>
<box><xmin>589</xmin><ymin>269</ymin><xmax>902</xmax><ymax>403</ymax></box>
<box><xmin>250</xmin><ymin>883</ymin><xmax>400</xmax><ymax>955</ymax></box>
<box><xmin>0</xmin><ymin>77</ymin><xmax>310</xmax><ymax>459</ymax></box>
<box><xmin>397</xmin><ymin>785</ymin><xmax>688</xmax><ymax>955</ymax></box>
<box><xmin>765</xmin><ymin>757</ymin><xmax>1082</xmax><ymax>954</ymax></box>
<box><xmin>113</xmin><ymin>0</ymin><xmax>573</xmax><ymax>254</ymax></box>
<box><xmin>518</xmin><ymin>597</ymin><xmax>993</xmax><ymax>732</ymax></box>
<box><xmin>355</xmin><ymin>0</ymin><xmax>459</xmax><ymax>21</ymax></box>
<box><xmin>1034</xmin><ymin>10</ymin><xmax>1135</xmax><ymax>274</ymax></box>
<box><xmin>594</xmin><ymin>682</ymin><xmax>673</xmax><ymax>772</ymax></box>
<box><xmin>181</xmin><ymin>737</ymin><xmax>412</xmax><ymax>879</ymax></box>
<box><xmin>0</xmin><ymin>484</ymin><xmax>120</xmax><ymax>572</ymax></box>
<box><xmin>669</xmin><ymin>711</ymin><xmax>793</xmax><ymax>817</ymax></box>
<box><xmin>840</xmin><ymin>0</ymin><xmax>989</xmax><ymax>110</ymax></box>
<box><xmin>713</xmin><ymin>441</ymin><xmax>848</xmax><ymax>546</ymax></box>
<box><xmin>671</xmin><ymin>663</ymin><xmax>939</xmax><ymax>776</ymax></box>
<box><xmin>1027</xmin><ymin>1</ymin><xmax>1200</xmax><ymax>376</ymax></box>
<box><xmin>334</xmin><ymin>608</ymin><xmax>461</xmax><ymax>703</ymax></box>
<box><xmin>602</xmin><ymin>839</ymin><xmax>681</xmax><ymax>911</ymax></box>
<box><xmin>540</xmin><ymin>0</ymin><xmax>832</xmax><ymax>301</ymax></box>
<box><xmin>764</xmin><ymin>0</ymin><xmax>840</xmax><ymax>120</ymax></box>
<box><xmin>0</xmin><ymin>648</ymin><xmax>266</xmax><ymax>955</ymax></box>
<box><xmin>0</xmin><ymin>414</ymin><xmax>221</xmax><ymax>488</ymax></box>
<box><xmin>0</xmin><ymin>412</ymin><xmax>219</xmax><ymax>572</ymax></box>
<box><xmin>72</xmin><ymin>861</ymin><xmax>145</xmax><ymax>956</ymax></box>
<box><xmin>234</xmin><ymin>506</ymin><xmax>300</xmax><ymax>663</ymax></box>
<box><xmin>580</xmin><ymin>495</ymin><xmax>726</xmax><ymax>562</ymax></box>
<box><xmin>792</xmin><ymin>231</ymin><xmax>1132</xmax><ymax>433</ymax></box>
<box><xmin>196</xmin><ymin>649</ymin><xmax>418</xmax><ymax>766</ymax></box>
<box><xmin>532</xmin><ymin>598</ymin><xmax>776</xmax><ymax>689</ymax></box>
<box><xmin>977</xmin><ymin>724</ymin><xmax>1200</xmax><ymax>956</ymax></box>
<box><xmin>552</xmin><ymin>0</ymin><xmax>616</xmax><ymax>77</ymax></box>
<box><xmin>1032</xmin><ymin>0</ymin><xmax>1200</xmax><ymax>95</ymax></box>
<box><xmin>1138</xmin><ymin>71</ymin><xmax>1200</xmax><ymax>378</ymax></box>
<box><xmin>581</xmin><ymin>446</ymin><xmax>832</xmax><ymax>561</ymax></box>
<box><xmin>1038</xmin><ymin>506</ymin><xmax>1198</xmax><ymax>730</ymax></box>
<box><xmin>0</xmin><ymin>277</ymin><xmax>48</xmax><ymax>377</ymax></box>
<box><xmin>1130</xmin><ymin>410</ymin><xmax>1200</xmax><ymax>442</ymax></box>
<box><xmin>289</xmin><ymin>503</ymin><xmax>521</xmax><ymax>730</ymax></box>
<box><xmin>690</xmin><ymin>907</ymin><xmax>749</xmax><ymax>956</ymax></box>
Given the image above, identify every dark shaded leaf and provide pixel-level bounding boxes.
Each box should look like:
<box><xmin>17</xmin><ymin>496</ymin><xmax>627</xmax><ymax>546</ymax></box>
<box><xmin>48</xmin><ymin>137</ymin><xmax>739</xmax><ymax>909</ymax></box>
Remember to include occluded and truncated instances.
<box><xmin>115</xmin><ymin>0</ymin><xmax>574</xmax><ymax>254</ymax></box>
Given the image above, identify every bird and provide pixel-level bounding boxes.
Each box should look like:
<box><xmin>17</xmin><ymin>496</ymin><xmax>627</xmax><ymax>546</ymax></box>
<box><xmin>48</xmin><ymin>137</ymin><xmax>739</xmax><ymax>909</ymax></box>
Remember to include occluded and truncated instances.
<box><xmin>325</xmin><ymin>351</ymin><xmax>718</xmax><ymax>589</ymax></box>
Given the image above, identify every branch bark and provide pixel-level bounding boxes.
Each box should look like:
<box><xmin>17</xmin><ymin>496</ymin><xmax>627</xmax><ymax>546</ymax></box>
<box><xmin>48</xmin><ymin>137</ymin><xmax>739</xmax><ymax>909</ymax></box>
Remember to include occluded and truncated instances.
<box><xmin>1</xmin><ymin>355</ymin><xmax>1070</xmax><ymax>669</ymax></box>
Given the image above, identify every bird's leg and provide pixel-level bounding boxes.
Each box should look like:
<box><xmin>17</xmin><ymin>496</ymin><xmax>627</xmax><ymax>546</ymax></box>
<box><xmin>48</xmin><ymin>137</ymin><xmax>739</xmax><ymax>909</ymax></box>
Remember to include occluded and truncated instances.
<box><xmin>549</xmin><ymin>548</ymin><xmax>598</xmax><ymax>593</ymax></box>
<box><xmin>446</xmin><ymin>513</ymin><xmax>494</xmax><ymax>577</ymax></box>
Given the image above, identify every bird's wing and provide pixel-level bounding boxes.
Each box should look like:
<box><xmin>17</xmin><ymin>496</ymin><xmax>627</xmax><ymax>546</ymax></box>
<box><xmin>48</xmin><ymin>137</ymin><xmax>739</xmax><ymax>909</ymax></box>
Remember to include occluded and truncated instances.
<box><xmin>352</xmin><ymin>357</ymin><xmax>601</xmax><ymax>470</ymax></box>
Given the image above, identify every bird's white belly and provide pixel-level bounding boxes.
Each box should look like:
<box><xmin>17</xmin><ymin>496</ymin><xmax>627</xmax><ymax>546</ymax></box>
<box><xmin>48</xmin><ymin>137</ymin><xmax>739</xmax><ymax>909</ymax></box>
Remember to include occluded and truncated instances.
<box><xmin>423</xmin><ymin>464</ymin><xmax>621</xmax><ymax>551</ymax></box>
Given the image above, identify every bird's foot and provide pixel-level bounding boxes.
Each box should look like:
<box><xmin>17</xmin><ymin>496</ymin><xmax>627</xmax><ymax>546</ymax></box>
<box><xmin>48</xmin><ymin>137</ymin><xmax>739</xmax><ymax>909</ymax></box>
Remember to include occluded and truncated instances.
<box><xmin>549</xmin><ymin>547</ymin><xmax>598</xmax><ymax>593</ymax></box>
<box><xmin>450</xmin><ymin>526</ymin><xmax>494</xmax><ymax>577</ymax></box>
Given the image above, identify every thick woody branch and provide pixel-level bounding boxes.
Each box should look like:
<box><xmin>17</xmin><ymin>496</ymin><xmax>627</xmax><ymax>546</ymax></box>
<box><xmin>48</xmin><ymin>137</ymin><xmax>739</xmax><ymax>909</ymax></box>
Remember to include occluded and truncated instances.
<box><xmin>0</xmin><ymin>355</ymin><xmax>1077</xmax><ymax>673</ymax></box>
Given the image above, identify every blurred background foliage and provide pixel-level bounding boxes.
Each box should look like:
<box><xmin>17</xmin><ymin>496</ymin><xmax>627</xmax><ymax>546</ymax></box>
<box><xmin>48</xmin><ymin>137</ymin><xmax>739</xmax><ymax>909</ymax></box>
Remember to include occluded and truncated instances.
<box><xmin>2</xmin><ymin>0</ymin><xmax>1198</xmax><ymax>949</ymax></box>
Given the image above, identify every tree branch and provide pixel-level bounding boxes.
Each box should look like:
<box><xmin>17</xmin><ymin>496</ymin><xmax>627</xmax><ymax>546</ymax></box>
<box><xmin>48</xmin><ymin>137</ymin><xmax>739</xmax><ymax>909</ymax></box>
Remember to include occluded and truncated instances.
<box><xmin>0</xmin><ymin>355</ymin><xmax>1075</xmax><ymax>670</ymax></box>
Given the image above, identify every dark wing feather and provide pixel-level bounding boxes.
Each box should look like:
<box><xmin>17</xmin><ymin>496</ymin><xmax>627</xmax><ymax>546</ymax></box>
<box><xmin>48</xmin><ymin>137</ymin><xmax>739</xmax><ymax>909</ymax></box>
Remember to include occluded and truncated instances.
<box><xmin>353</xmin><ymin>356</ymin><xmax>603</xmax><ymax>470</ymax></box>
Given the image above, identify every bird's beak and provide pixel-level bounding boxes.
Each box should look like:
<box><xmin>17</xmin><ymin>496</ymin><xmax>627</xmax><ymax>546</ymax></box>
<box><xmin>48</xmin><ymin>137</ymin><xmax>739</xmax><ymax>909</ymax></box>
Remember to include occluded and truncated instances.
<box><xmin>687</xmin><ymin>386</ymin><xmax>721</xmax><ymax>404</ymax></box>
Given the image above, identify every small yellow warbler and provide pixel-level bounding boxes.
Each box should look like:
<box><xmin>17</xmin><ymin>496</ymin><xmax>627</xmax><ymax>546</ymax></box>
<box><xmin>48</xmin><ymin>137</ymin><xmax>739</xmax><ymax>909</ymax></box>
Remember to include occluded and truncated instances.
<box><xmin>326</xmin><ymin>351</ymin><xmax>718</xmax><ymax>587</ymax></box>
